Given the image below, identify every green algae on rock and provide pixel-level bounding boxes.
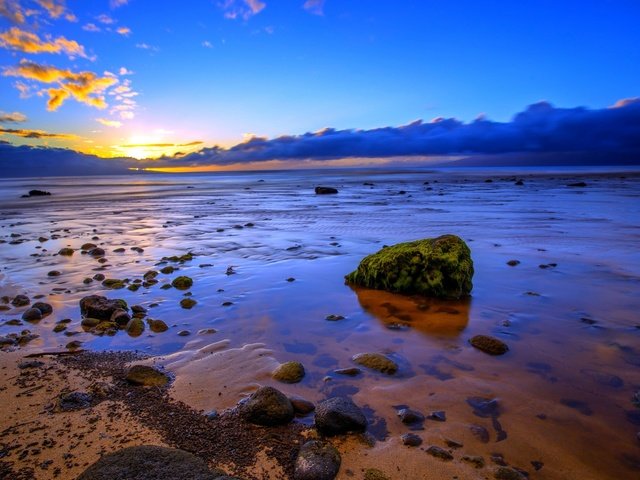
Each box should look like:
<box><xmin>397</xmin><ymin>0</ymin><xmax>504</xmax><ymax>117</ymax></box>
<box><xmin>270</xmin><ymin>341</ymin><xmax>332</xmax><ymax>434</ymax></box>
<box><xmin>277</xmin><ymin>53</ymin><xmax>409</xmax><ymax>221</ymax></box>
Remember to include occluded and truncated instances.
<box><xmin>172</xmin><ymin>276</ymin><xmax>193</xmax><ymax>290</ymax></box>
<box><xmin>272</xmin><ymin>361</ymin><xmax>306</xmax><ymax>383</ymax></box>
<box><xmin>345</xmin><ymin>234</ymin><xmax>473</xmax><ymax>299</ymax></box>
<box><xmin>352</xmin><ymin>352</ymin><xmax>398</xmax><ymax>375</ymax></box>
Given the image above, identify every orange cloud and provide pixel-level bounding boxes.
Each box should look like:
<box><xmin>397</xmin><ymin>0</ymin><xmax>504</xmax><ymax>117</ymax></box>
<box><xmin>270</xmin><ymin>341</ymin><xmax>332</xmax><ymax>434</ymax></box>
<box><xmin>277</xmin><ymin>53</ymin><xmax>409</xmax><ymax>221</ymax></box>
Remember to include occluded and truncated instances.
<box><xmin>0</xmin><ymin>26</ymin><xmax>91</xmax><ymax>59</ymax></box>
<box><xmin>0</xmin><ymin>126</ymin><xmax>75</xmax><ymax>139</ymax></box>
<box><xmin>4</xmin><ymin>59</ymin><xmax>117</xmax><ymax>110</ymax></box>
<box><xmin>116</xmin><ymin>26</ymin><xmax>131</xmax><ymax>36</ymax></box>
<box><xmin>220</xmin><ymin>0</ymin><xmax>265</xmax><ymax>20</ymax></box>
<box><xmin>96</xmin><ymin>117</ymin><xmax>122</xmax><ymax>128</ymax></box>
<box><xmin>0</xmin><ymin>0</ymin><xmax>25</xmax><ymax>23</ymax></box>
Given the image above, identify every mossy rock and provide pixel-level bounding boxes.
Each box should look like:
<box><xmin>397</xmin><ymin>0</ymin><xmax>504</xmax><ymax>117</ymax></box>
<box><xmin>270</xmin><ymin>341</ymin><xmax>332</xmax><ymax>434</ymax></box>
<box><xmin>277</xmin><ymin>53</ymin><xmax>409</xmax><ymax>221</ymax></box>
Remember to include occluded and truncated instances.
<box><xmin>180</xmin><ymin>298</ymin><xmax>197</xmax><ymax>309</ymax></box>
<box><xmin>364</xmin><ymin>469</ymin><xmax>391</xmax><ymax>480</ymax></box>
<box><xmin>352</xmin><ymin>353</ymin><xmax>398</xmax><ymax>374</ymax></box>
<box><xmin>469</xmin><ymin>335</ymin><xmax>509</xmax><ymax>355</ymax></box>
<box><xmin>102</xmin><ymin>278</ymin><xmax>125</xmax><ymax>289</ymax></box>
<box><xmin>345</xmin><ymin>235</ymin><xmax>473</xmax><ymax>299</ymax></box>
<box><xmin>81</xmin><ymin>317</ymin><xmax>101</xmax><ymax>328</ymax></box>
<box><xmin>126</xmin><ymin>318</ymin><xmax>145</xmax><ymax>337</ymax></box>
<box><xmin>172</xmin><ymin>276</ymin><xmax>193</xmax><ymax>290</ymax></box>
<box><xmin>149</xmin><ymin>319</ymin><xmax>169</xmax><ymax>333</ymax></box>
<box><xmin>272</xmin><ymin>361</ymin><xmax>305</xmax><ymax>383</ymax></box>
<box><xmin>58</xmin><ymin>248</ymin><xmax>74</xmax><ymax>256</ymax></box>
<box><xmin>125</xmin><ymin>365</ymin><xmax>169</xmax><ymax>386</ymax></box>
<box><xmin>160</xmin><ymin>265</ymin><xmax>176</xmax><ymax>274</ymax></box>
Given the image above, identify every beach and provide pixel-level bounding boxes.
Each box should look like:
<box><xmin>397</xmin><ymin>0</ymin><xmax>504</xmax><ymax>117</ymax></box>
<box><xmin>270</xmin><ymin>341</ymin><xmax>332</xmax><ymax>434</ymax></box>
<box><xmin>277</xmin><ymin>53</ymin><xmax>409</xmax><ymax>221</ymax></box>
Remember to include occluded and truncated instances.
<box><xmin>1</xmin><ymin>167</ymin><xmax>639</xmax><ymax>479</ymax></box>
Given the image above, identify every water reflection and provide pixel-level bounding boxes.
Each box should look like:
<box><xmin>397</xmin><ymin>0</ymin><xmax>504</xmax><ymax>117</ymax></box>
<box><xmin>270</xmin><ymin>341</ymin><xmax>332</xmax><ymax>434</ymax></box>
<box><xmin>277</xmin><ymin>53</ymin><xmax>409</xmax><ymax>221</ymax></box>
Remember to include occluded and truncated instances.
<box><xmin>350</xmin><ymin>285</ymin><xmax>470</xmax><ymax>336</ymax></box>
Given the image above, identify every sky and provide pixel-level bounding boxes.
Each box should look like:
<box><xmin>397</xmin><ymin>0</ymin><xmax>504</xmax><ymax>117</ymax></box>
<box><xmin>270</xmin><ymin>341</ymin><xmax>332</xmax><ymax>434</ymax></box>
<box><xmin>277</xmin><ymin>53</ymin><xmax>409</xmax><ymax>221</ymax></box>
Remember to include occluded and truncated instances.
<box><xmin>0</xmin><ymin>0</ymin><xmax>639</xmax><ymax>173</ymax></box>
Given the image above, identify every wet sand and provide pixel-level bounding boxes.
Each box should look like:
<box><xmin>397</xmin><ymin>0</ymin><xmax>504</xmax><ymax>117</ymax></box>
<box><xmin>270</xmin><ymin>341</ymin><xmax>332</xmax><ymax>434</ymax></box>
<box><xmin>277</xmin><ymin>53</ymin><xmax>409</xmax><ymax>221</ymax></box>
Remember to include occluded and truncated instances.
<box><xmin>1</xmin><ymin>168</ymin><xmax>640</xmax><ymax>479</ymax></box>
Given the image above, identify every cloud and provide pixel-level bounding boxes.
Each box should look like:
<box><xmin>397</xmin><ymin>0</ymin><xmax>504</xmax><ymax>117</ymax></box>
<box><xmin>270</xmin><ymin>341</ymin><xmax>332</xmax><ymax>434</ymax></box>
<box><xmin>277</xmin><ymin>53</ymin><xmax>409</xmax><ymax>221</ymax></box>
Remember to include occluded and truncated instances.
<box><xmin>118</xmin><ymin>141</ymin><xmax>203</xmax><ymax>148</ymax></box>
<box><xmin>219</xmin><ymin>0</ymin><xmax>265</xmax><ymax>20</ymax></box>
<box><xmin>34</xmin><ymin>0</ymin><xmax>76</xmax><ymax>21</ymax></box>
<box><xmin>0</xmin><ymin>26</ymin><xmax>91</xmax><ymax>59</ymax></box>
<box><xmin>135</xmin><ymin>42</ymin><xmax>159</xmax><ymax>52</ymax></box>
<box><xmin>116</xmin><ymin>26</ymin><xmax>131</xmax><ymax>36</ymax></box>
<box><xmin>119</xmin><ymin>66</ymin><xmax>133</xmax><ymax>75</ymax></box>
<box><xmin>0</xmin><ymin>111</ymin><xmax>27</xmax><ymax>123</ymax></box>
<box><xmin>3</xmin><ymin>59</ymin><xmax>118</xmax><ymax>110</ymax></box>
<box><xmin>167</xmin><ymin>99</ymin><xmax>640</xmax><ymax>167</ymax></box>
<box><xmin>303</xmin><ymin>0</ymin><xmax>325</xmax><ymax>16</ymax></box>
<box><xmin>202</xmin><ymin>40</ymin><xmax>213</xmax><ymax>48</ymax></box>
<box><xmin>0</xmin><ymin>0</ymin><xmax>25</xmax><ymax>23</ymax></box>
<box><xmin>82</xmin><ymin>23</ymin><xmax>100</xmax><ymax>32</ymax></box>
<box><xmin>110</xmin><ymin>0</ymin><xmax>128</xmax><ymax>8</ymax></box>
<box><xmin>96</xmin><ymin>117</ymin><xmax>122</xmax><ymax>128</ymax></box>
<box><xmin>96</xmin><ymin>13</ymin><xmax>114</xmax><ymax>24</ymax></box>
<box><xmin>0</xmin><ymin>126</ymin><xmax>75</xmax><ymax>139</ymax></box>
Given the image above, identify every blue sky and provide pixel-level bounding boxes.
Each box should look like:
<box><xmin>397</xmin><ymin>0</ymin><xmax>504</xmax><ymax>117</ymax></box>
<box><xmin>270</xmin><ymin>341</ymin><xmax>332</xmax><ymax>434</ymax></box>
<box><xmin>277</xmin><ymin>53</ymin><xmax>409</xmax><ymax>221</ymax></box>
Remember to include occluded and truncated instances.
<box><xmin>0</xmin><ymin>0</ymin><xmax>639</xmax><ymax>166</ymax></box>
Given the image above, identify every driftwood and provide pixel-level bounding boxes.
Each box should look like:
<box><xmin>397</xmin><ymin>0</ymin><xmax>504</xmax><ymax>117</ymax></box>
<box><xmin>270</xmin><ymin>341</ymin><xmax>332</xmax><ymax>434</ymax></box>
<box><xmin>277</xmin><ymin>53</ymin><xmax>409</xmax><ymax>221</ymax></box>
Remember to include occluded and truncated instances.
<box><xmin>24</xmin><ymin>349</ymin><xmax>86</xmax><ymax>358</ymax></box>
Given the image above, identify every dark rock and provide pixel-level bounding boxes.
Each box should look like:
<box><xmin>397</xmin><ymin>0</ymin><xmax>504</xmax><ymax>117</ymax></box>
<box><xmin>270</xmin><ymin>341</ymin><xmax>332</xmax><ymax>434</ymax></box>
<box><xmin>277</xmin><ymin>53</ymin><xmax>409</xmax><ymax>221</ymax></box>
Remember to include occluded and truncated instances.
<box><xmin>126</xmin><ymin>318</ymin><xmax>145</xmax><ymax>337</ymax></box>
<box><xmin>290</xmin><ymin>396</ymin><xmax>316</xmax><ymax>415</ymax></box>
<box><xmin>515</xmin><ymin>180</ymin><xmax>524</xmax><ymax>186</ymax></box>
<box><xmin>24</xmin><ymin>189</ymin><xmax>51</xmax><ymax>197</ymax></box>
<box><xmin>80</xmin><ymin>295</ymin><xmax>128</xmax><ymax>320</ymax></box>
<box><xmin>444</xmin><ymin>438</ymin><xmax>463</xmax><ymax>448</ymax></box>
<box><xmin>93</xmin><ymin>273</ymin><xmax>106</xmax><ymax>281</ymax></box>
<box><xmin>47</xmin><ymin>270</ymin><xmax>61</xmax><ymax>277</ymax></box>
<box><xmin>469</xmin><ymin>335</ymin><xmax>509</xmax><ymax>355</ymax></box>
<box><xmin>102</xmin><ymin>278</ymin><xmax>125</xmax><ymax>289</ymax></box>
<box><xmin>178</xmin><ymin>330</ymin><xmax>191</xmax><ymax>336</ymax></box>
<box><xmin>149</xmin><ymin>319</ymin><xmax>169</xmax><ymax>333</ymax></box>
<box><xmin>11</xmin><ymin>294</ymin><xmax>30</xmax><ymax>307</ymax></box>
<box><xmin>333</xmin><ymin>367</ymin><xmax>361</xmax><ymax>376</ymax></box>
<box><xmin>81</xmin><ymin>243</ymin><xmax>97</xmax><ymax>250</ymax></box>
<box><xmin>22</xmin><ymin>307</ymin><xmax>42</xmax><ymax>321</ymax></box>
<box><xmin>470</xmin><ymin>424</ymin><xmax>490</xmax><ymax>443</ymax></box>
<box><xmin>397</xmin><ymin>408</ymin><xmax>424</xmax><ymax>424</ymax></box>
<box><xmin>272</xmin><ymin>361</ymin><xmax>305</xmax><ymax>383</ymax></box>
<box><xmin>76</xmin><ymin>445</ymin><xmax>219</xmax><ymax>480</ymax></box>
<box><xmin>58</xmin><ymin>247</ymin><xmax>74</xmax><ymax>256</ymax></box>
<box><xmin>160</xmin><ymin>265</ymin><xmax>176</xmax><ymax>274</ymax></box>
<box><xmin>125</xmin><ymin>365</ymin><xmax>170</xmax><ymax>387</ymax></box>
<box><xmin>506</xmin><ymin>260</ymin><xmax>520</xmax><ymax>266</ymax></box>
<box><xmin>315</xmin><ymin>186</ymin><xmax>338</xmax><ymax>194</ymax></box>
<box><xmin>81</xmin><ymin>317</ymin><xmax>101</xmax><ymax>328</ymax></box>
<box><xmin>131</xmin><ymin>305</ymin><xmax>147</xmax><ymax>314</ymax></box>
<box><xmin>352</xmin><ymin>352</ymin><xmax>398</xmax><ymax>374</ymax></box>
<box><xmin>239</xmin><ymin>386</ymin><xmax>294</xmax><ymax>426</ymax></box>
<box><xmin>315</xmin><ymin>396</ymin><xmax>367</xmax><ymax>436</ymax></box>
<box><xmin>426</xmin><ymin>445</ymin><xmax>453</xmax><ymax>461</ymax></box>
<box><xmin>462</xmin><ymin>455</ymin><xmax>485</xmax><ymax>468</ymax></box>
<box><xmin>567</xmin><ymin>182</ymin><xmax>587</xmax><ymax>187</ymax></box>
<box><xmin>401</xmin><ymin>433</ymin><xmax>422</xmax><ymax>447</ymax></box>
<box><xmin>495</xmin><ymin>466</ymin><xmax>527</xmax><ymax>480</ymax></box>
<box><xmin>345</xmin><ymin>235</ymin><xmax>473</xmax><ymax>299</ymax></box>
<box><xmin>110</xmin><ymin>309</ymin><xmax>131</xmax><ymax>326</ymax></box>
<box><xmin>294</xmin><ymin>440</ymin><xmax>341</xmax><ymax>480</ymax></box>
<box><xmin>57</xmin><ymin>391</ymin><xmax>92</xmax><ymax>411</ymax></box>
<box><xmin>88</xmin><ymin>247</ymin><xmax>106</xmax><ymax>257</ymax></box>
<box><xmin>427</xmin><ymin>410</ymin><xmax>446</xmax><ymax>422</ymax></box>
<box><xmin>172</xmin><ymin>276</ymin><xmax>193</xmax><ymax>290</ymax></box>
<box><xmin>18</xmin><ymin>360</ymin><xmax>44</xmax><ymax>369</ymax></box>
<box><xmin>325</xmin><ymin>314</ymin><xmax>345</xmax><ymax>321</ymax></box>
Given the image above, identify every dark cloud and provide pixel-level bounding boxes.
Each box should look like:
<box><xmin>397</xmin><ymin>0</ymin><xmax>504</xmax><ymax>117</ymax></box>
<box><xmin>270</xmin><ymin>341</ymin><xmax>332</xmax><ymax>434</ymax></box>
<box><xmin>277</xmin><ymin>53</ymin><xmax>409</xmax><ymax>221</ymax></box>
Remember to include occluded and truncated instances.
<box><xmin>168</xmin><ymin>99</ymin><xmax>640</xmax><ymax>166</ymax></box>
<box><xmin>0</xmin><ymin>127</ymin><xmax>74</xmax><ymax>138</ymax></box>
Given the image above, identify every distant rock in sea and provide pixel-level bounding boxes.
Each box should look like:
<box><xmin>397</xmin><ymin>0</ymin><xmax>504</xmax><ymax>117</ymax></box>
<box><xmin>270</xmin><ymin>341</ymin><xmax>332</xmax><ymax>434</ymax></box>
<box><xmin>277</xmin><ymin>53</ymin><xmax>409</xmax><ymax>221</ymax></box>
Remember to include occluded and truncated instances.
<box><xmin>21</xmin><ymin>189</ymin><xmax>51</xmax><ymax>197</ymax></box>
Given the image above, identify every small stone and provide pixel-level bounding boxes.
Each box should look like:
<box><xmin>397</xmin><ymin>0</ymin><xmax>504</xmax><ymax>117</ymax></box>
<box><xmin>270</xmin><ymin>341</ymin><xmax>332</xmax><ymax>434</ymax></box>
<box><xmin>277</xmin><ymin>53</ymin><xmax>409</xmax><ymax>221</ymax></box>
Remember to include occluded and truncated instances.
<box><xmin>58</xmin><ymin>248</ymin><xmax>74</xmax><ymax>256</ymax></box>
<box><xmin>333</xmin><ymin>367</ymin><xmax>361</xmax><ymax>376</ymax></box>
<box><xmin>149</xmin><ymin>319</ymin><xmax>169</xmax><ymax>333</ymax></box>
<box><xmin>426</xmin><ymin>445</ymin><xmax>453</xmax><ymax>461</ymax></box>
<box><xmin>397</xmin><ymin>408</ymin><xmax>424</xmax><ymax>424</ymax></box>
<box><xmin>240</xmin><ymin>386</ymin><xmax>294</xmax><ymax>426</ymax></box>
<box><xmin>57</xmin><ymin>391</ymin><xmax>92</xmax><ymax>411</ymax></box>
<box><xmin>125</xmin><ymin>365</ymin><xmax>170</xmax><ymax>387</ymax></box>
<box><xmin>462</xmin><ymin>455</ymin><xmax>485</xmax><ymax>468</ymax></box>
<box><xmin>131</xmin><ymin>305</ymin><xmax>147</xmax><ymax>314</ymax></box>
<box><xmin>494</xmin><ymin>467</ymin><xmax>527</xmax><ymax>480</ymax></box>
<box><xmin>22</xmin><ymin>308</ymin><xmax>43</xmax><ymax>321</ymax></box>
<box><xmin>88</xmin><ymin>247</ymin><xmax>106</xmax><ymax>257</ymax></box>
<box><xmin>66</xmin><ymin>340</ymin><xmax>82</xmax><ymax>350</ymax></box>
<box><xmin>352</xmin><ymin>352</ymin><xmax>398</xmax><ymax>374</ymax></box>
<box><xmin>444</xmin><ymin>438</ymin><xmax>463</xmax><ymax>449</ymax></box>
<box><xmin>160</xmin><ymin>266</ymin><xmax>176</xmax><ymax>274</ymax></box>
<box><xmin>315</xmin><ymin>186</ymin><xmax>338</xmax><ymax>194</ymax></box>
<box><xmin>470</xmin><ymin>424</ymin><xmax>490</xmax><ymax>443</ymax></box>
<box><xmin>469</xmin><ymin>335</ymin><xmax>509</xmax><ymax>355</ymax></box>
<box><xmin>294</xmin><ymin>440</ymin><xmax>341</xmax><ymax>480</ymax></box>
<box><xmin>273</xmin><ymin>361</ymin><xmax>305</xmax><ymax>383</ymax></box>
<box><xmin>171</xmin><ymin>276</ymin><xmax>193</xmax><ymax>290</ymax></box>
<box><xmin>363</xmin><ymin>468</ymin><xmax>390</xmax><ymax>480</ymax></box>
<box><xmin>48</xmin><ymin>270</ymin><xmax>61</xmax><ymax>277</ymax></box>
<box><xmin>290</xmin><ymin>396</ymin><xmax>316</xmax><ymax>415</ymax></box>
<box><xmin>506</xmin><ymin>260</ymin><xmax>520</xmax><ymax>266</ymax></box>
<box><xmin>11</xmin><ymin>294</ymin><xmax>30</xmax><ymax>307</ymax></box>
<box><xmin>81</xmin><ymin>243</ymin><xmax>97</xmax><ymax>250</ymax></box>
<box><xmin>315</xmin><ymin>396</ymin><xmax>367</xmax><ymax>436</ymax></box>
<box><xmin>325</xmin><ymin>314</ymin><xmax>345</xmax><ymax>321</ymax></box>
<box><xmin>110</xmin><ymin>309</ymin><xmax>131</xmax><ymax>326</ymax></box>
<box><xmin>427</xmin><ymin>410</ymin><xmax>446</xmax><ymax>422</ymax></box>
<box><xmin>401</xmin><ymin>433</ymin><xmax>422</xmax><ymax>447</ymax></box>
<box><xmin>177</xmin><ymin>330</ymin><xmax>191</xmax><ymax>336</ymax></box>
<box><xmin>93</xmin><ymin>273</ymin><xmax>106</xmax><ymax>281</ymax></box>
<box><xmin>126</xmin><ymin>318</ymin><xmax>145</xmax><ymax>337</ymax></box>
<box><xmin>180</xmin><ymin>298</ymin><xmax>197</xmax><ymax>309</ymax></box>
<box><xmin>197</xmin><ymin>328</ymin><xmax>217</xmax><ymax>335</ymax></box>
<box><xmin>81</xmin><ymin>317</ymin><xmax>101</xmax><ymax>328</ymax></box>
<box><xmin>53</xmin><ymin>324</ymin><xmax>67</xmax><ymax>333</ymax></box>
<box><xmin>18</xmin><ymin>360</ymin><xmax>44</xmax><ymax>369</ymax></box>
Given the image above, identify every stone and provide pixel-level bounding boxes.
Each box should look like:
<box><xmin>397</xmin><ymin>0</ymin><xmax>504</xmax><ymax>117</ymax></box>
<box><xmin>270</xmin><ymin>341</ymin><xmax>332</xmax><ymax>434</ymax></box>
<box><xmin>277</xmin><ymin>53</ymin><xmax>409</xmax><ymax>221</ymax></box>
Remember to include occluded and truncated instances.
<box><xmin>470</xmin><ymin>335</ymin><xmax>509</xmax><ymax>355</ymax></box>
<box><xmin>427</xmin><ymin>410</ymin><xmax>446</xmax><ymax>422</ymax></box>
<box><xmin>88</xmin><ymin>247</ymin><xmax>106</xmax><ymax>257</ymax></box>
<box><xmin>426</xmin><ymin>445</ymin><xmax>453</xmax><ymax>461</ymax></box>
<box><xmin>48</xmin><ymin>270</ymin><xmax>61</xmax><ymax>277</ymax></box>
<box><xmin>315</xmin><ymin>186</ymin><xmax>338</xmax><ymax>194</ymax></box>
<box><xmin>462</xmin><ymin>455</ymin><xmax>485</xmax><ymax>468</ymax></box>
<box><xmin>76</xmin><ymin>445</ymin><xmax>219</xmax><ymax>480</ymax></box>
<box><xmin>315</xmin><ymin>396</ymin><xmax>367</xmax><ymax>436</ymax></box>
<box><xmin>80</xmin><ymin>295</ymin><xmax>128</xmax><ymax>320</ymax></box>
<box><xmin>397</xmin><ymin>408</ymin><xmax>424</xmax><ymax>424</ymax></box>
<box><xmin>567</xmin><ymin>182</ymin><xmax>587</xmax><ymax>187</ymax></box>
<box><xmin>11</xmin><ymin>294</ymin><xmax>30</xmax><ymax>307</ymax></box>
<box><xmin>294</xmin><ymin>440</ymin><xmax>341</xmax><ymax>480</ymax></box>
<box><xmin>172</xmin><ymin>276</ymin><xmax>193</xmax><ymax>290</ymax></box>
<box><xmin>290</xmin><ymin>396</ymin><xmax>316</xmax><ymax>415</ymax></box>
<box><xmin>125</xmin><ymin>365</ymin><xmax>170</xmax><ymax>387</ymax></box>
<box><xmin>149</xmin><ymin>319</ymin><xmax>169</xmax><ymax>333</ymax></box>
<box><xmin>32</xmin><ymin>302</ymin><xmax>53</xmax><ymax>315</ymax></box>
<box><xmin>81</xmin><ymin>243</ymin><xmax>97</xmax><ymax>250</ymax></box>
<box><xmin>81</xmin><ymin>317</ymin><xmax>101</xmax><ymax>328</ymax></box>
<box><xmin>102</xmin><ymin>278</ymin><xmax>125</xmax><ymax>289</ymax></box>
<box><xmin>239</xmin><ymin>386</ymin><xmax>294</xmax><ymax>426</ymax></box>
<box><xmin>272</xmin><ymin>361</ymin><xmax>305</xmax><ymax>383</ymax></box>
<box><xmin>57</xmin><ymin>391</ymin><xmax>92</xmax><ymax>411</ymax></box>
<box><xmin>110</xmin><ymin>309</ymin><xmax>131</xmax><ymax>326</ymax></box>
<box><xmin>178</xmin><ymin>330</ymin><xmax>191</xmax><ymax>336</ymax></box>
<box><xmin>334</xmin><ymin>367</ymin><xmax>361</xmax><ymax>376</ymax></box>
<box><xmin>345</xmin><ymin>235</ymin><xmax>473</xmax><ymax>299</ymax></box>
<box><xmin>160</xmin><ymin>266</ymin><xmax>176</xmax><ymax>274</ymax></box>
<box><xmin>401</xmin><ymin>433</ymin><xmax>422</xmax><ymax>447</ymax></box>
<box><xmin>364</xmin><ymin>469</ymin><xmax>390</xmax><ymax>480</ymax></box>
<box><xmin>352</xmin><ymin>353</ymin><xmax>398</xmax><ymax>374</ymax></box>
<box><xmin>22</xmin><ymin>307</ymin><xmax>42</xmax><ymax>321</ymax></box>
<box><xmin>180</xmin><ymin>298</ymin><xmax>197</xmax><ymax>309</ymax></box>
<box><xmin>58</xmin><ymin>247</ymin><xmax>74</xmax><ymax>256</ymax></box>
<box><xmin>126</xmin><ymin>318</ymin><xmax>145</xmax><ymax>337</ymax></box>
<box><xmin>131</xmin><ymin>305</ymin><xmax>147</xmax><ymax>314</ymax></box>
<box><xmin>495</xmin><ymin>467</ymin><xmax>527</xmax><ymax>480</ymax></box>
<box><xmin>506</xmin><ymin>259</ymin><xmax>520</xmax><ymax>266</ymax></box>
<box><xmin>24</xmin><ymin>189</ymin><xmax>51</xmax><ymax>197</ymax></box>
<box><xmin>325</xmin><ymin>314</ymin><xmax>345</xmax><ymax>321</ymax></box>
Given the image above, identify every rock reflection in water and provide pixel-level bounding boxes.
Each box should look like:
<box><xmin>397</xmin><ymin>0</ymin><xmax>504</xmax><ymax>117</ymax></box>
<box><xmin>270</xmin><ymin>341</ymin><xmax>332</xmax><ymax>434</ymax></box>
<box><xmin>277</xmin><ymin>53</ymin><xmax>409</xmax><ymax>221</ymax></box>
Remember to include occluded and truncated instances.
<box><xmin>349</xmin><ymin>285</ymin><xmax>470</xmax><ymax>336</ymax></box>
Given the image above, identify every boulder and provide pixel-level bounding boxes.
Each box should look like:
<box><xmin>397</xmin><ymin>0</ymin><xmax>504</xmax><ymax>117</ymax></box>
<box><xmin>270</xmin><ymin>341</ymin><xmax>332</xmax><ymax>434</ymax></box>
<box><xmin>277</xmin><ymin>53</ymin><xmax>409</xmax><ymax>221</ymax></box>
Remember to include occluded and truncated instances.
<box><xmin>352</xmin><ymin>353</ymin><xmax>398</xmax><ymax>374</ymax></box>
<box><xmin>294</xmin><ymin>440</ymin><xmax>341</xmax><ymax>480</ymax></box>
<box><xmin>172</xmin><ymin>276</ymin><xmax>193</xmax><ymax>290</ymax></box>
<box><xmin>80</xmin><ymin>295</ymin><xmax>128</xmax><ymax>320</ymax></box>
<box><xmin>315</xmin><ymin>397</ymin><xmax>367</xmax><ymax>436</ymax></box>
<box><xmin>32</xmin><ymin>302</ymin><xmax>53</xmax><ymax>315</ymax></box>
<box><xmin>272</xmin><ymin>361</ymin><xmax>305</xmax><ymax>383</ymax></box>
<box><xmin>76</xmin><ymin>445</ymin><xmax>220</xmax><ymax>480</ymax></box>
<box><xmin>11</xmin><ymin>294</ymin><xmax>30</xmax><ymax>307</ymax></box>
<box><xmin>126</xmin><ymin>318</ymin><xmax>145</xmax><ymax>337</ymax></box>
<box><xmin>239</xmin><ymin>386</ymin><xmax>294</xmax><ymax>426</ymax></box>
<box><xmin>22</xmin><ymin>308</ymin><xmax>42</xmax><ymax>321</ymax></box>
<box><xmin>125</xmin><ymin>365</ymin><xmax>170</xmax><ymax>387</ymax></box>
<box><xmin>110</xmin><ymin>309</ymin><xmax>131</xmax><ymax>326</ymax></box>
<box><xmin>345</xmin><ymin>235</ymin><xmax>473</xmax><ymax>299</ymax></box>
<box><xmin>149</xmin><ymin>319</ymin><xmax>169</xmax><ymax>333</ymax></box>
